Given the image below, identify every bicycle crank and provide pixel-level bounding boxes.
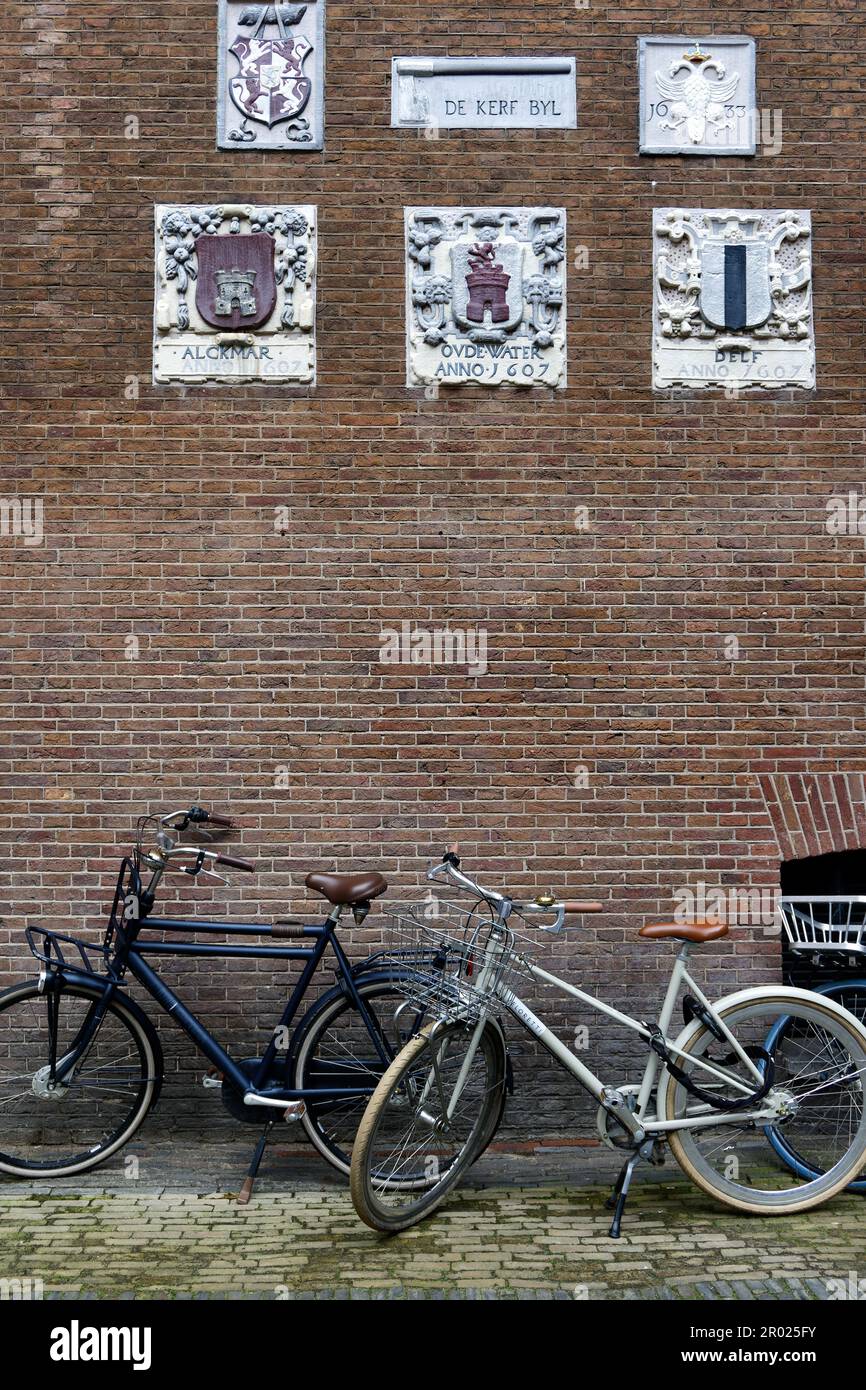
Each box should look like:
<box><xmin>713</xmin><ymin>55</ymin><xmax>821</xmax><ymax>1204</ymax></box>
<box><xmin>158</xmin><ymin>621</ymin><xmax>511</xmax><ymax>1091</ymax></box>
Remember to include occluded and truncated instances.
<box><xmin>596</xmin><ymin>1085</ymin><xmax>646</xmax><ymax>1145</ymax></box>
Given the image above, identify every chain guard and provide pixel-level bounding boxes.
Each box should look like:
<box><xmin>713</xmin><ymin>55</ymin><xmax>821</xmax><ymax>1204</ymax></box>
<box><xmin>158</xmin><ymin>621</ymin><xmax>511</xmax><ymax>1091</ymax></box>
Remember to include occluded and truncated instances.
<box><xmin>220</xmin><ymin>1058</ymin><xmax>290</xmax><ymax>1124</ymax></box>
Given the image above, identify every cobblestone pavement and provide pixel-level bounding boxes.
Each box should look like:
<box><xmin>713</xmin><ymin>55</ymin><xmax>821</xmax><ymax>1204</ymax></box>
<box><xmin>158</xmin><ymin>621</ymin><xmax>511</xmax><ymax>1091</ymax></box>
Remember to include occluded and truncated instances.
<box><xmin>0</xmin><ymin>1140</ymin><xmax>864</xmax><ymax>1300</ymax></box>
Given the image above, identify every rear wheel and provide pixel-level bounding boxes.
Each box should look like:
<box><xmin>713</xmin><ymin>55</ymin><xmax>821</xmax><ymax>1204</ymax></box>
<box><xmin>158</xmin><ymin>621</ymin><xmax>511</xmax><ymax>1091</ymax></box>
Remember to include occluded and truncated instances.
<box><xmin>292</xmin><ymin>977</ymin><xmax>419</xmax><ymax>1175</ymax></box>
<box><xmin>0</xmin><ymin>980</ymin><xmax>159</xmax><ymax>1176</ymax></box>
<box><xmin>350</xmin><ymin>1019</ymin><xmax>506</xmax><ymax>1232</ymax></box>
<box><xmin>661</xmin><ymin>991</ymin><xmax>866</xmax><ymax>1215</ymax></box>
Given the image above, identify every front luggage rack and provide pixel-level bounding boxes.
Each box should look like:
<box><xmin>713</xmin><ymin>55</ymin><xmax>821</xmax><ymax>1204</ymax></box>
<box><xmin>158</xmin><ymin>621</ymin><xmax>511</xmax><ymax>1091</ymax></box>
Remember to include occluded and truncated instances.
<box><xmin>25</xmin><ymin>927</ymin><xmax>119</xmax><ymax>981</ymax></box>
<box><xmin>779</xmin><ymin>897</ymin><xmax>866</xmax><ymax>958</ymax></box>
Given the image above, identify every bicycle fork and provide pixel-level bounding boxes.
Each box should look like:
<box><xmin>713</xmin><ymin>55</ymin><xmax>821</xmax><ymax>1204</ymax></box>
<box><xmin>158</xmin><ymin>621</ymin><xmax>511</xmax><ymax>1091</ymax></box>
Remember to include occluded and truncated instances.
<box><xmin>415</xmin><ymin>1014</ymin><xmax>487</xmax><ymax>1131</ymax></box>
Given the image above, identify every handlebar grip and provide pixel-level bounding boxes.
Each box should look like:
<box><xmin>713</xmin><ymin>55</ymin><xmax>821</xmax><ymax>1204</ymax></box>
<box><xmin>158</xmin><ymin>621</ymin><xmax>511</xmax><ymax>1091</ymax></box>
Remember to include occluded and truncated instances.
<box><xmin>206</xmin><ymin>812</ymin><xmax>235</xmax><ymax>828</ymax></box>
<box><xmin>561</xmin><ymin>900</ymin><xmax>604</xmax><ymax>914</ymax></box>
<box><xmin>216</xmin><ymin>854</ymin><xmax>255</xmax><ymax>872</ymax></box>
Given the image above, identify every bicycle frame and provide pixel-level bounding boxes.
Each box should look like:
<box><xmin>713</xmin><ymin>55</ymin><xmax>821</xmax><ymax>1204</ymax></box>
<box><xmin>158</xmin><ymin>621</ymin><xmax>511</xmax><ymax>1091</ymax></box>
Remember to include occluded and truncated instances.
<box><xmin>44</xmin><ymin>908</ymin><xmax>395</xmax><ymax>1106</ymax></box>
<box><xmin>444</xmin><ymin>937</ymin><xmax>772</xmax><ymax>1139</ymax></box>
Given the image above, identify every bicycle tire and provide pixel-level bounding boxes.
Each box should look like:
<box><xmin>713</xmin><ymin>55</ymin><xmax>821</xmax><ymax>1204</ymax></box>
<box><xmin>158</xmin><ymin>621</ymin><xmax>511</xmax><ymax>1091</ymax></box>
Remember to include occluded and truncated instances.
<box><xmin>0</xmin><ymin>979</ymin><xmax>160</xmax><ymax>1177</ymax></box>
<box><xmin>660</xmin><ymin>988</ymin><xmax>866</xmax><ymax>1215</ymax></box>
<box><xmin>763</xmin><ymin>979</ymin><xmax>866</xmax><ymax>1193</ymax></box>
<box><xmin>293</xmin><ymin>975</ymin><xmax>508</xmax><ymax>1177</ymax></box>
<box><xmin>350</xmin><ymin>1020</ymin><xmax>506</xmax><ymax>1232</ymax></box>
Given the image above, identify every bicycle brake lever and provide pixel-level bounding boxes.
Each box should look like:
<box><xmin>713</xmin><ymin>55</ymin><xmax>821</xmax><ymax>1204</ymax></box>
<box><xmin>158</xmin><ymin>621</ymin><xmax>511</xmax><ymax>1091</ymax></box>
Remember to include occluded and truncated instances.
<box><xmin>539</xmin><ymin>907</ymin><xmax>566</xmax><ymax>934</ymax></box>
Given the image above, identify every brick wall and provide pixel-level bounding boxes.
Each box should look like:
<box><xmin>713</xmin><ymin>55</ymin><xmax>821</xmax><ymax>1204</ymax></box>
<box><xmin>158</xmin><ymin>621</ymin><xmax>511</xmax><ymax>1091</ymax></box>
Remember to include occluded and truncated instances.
<box><xmin>1</xmin><ymin>1</ymin><xmax>865</xmax><ymax>1138</ymax></box>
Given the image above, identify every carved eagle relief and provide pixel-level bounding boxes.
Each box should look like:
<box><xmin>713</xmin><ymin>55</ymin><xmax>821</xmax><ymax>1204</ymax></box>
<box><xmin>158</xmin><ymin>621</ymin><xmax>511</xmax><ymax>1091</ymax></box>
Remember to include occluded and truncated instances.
<box><xmin>654</xmin><ymin>56</ymin><xmax>740</xmax><ymax>145</ymax></box>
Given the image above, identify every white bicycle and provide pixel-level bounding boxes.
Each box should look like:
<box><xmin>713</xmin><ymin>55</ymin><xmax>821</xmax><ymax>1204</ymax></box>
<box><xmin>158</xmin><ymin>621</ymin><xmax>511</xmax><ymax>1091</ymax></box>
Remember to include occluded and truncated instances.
<box><xmin>350</xmin><ymin>849</ymin><xmax>866</xmax><ymax>1236</ymax></box>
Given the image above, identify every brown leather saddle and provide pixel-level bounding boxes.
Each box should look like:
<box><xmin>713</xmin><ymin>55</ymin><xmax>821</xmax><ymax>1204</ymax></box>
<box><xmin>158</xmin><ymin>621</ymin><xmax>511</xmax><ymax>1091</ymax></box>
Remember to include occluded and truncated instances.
<box><xmin>638</xmin><ymin>920</ymin><xmax>728</xmax><ymax>943</ymax></box>
<box><xmin>305</xmin><ymin>870</ymin><xmax>387</xmax><ymax>908</ymax></box>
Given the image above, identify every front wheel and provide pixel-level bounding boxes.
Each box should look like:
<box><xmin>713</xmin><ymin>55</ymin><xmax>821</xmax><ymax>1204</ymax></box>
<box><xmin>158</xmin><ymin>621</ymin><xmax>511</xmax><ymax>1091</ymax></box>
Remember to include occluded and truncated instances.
<box><xmin>350</xmin><ymin>1019</ymin><xmax>506</xmax><ymax>1232</ymax></box>
<box><xmin>0</xmin><ymin>979</ymin><xmax>160</xmax><ymax>1177</ymax></box>
<box><xmin>659</xmin><ymin>988</ymin><xmax>866</xmax><ymax>1216</ymax></box>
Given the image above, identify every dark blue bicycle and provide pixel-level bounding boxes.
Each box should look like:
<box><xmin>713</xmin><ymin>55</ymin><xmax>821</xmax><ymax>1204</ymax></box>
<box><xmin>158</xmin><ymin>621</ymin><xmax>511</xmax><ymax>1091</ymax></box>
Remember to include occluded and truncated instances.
<box><xmin>0</xmin><ymin>805</ymin><xmax>480</xmax><ymax>1197</ymax></box>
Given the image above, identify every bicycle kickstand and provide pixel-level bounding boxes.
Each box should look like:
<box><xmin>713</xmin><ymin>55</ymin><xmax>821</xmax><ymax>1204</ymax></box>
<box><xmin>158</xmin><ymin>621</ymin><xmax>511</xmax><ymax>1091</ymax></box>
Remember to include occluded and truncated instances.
<box><xmin>237</xmin><ymin>1120</ymin><xmax>274</xmax><ymax>1206</ymax></box>
<box><xmin>605</xmin><ymin>1148</ymin><xmax>643</xmax><ymax>1239</ymax></box>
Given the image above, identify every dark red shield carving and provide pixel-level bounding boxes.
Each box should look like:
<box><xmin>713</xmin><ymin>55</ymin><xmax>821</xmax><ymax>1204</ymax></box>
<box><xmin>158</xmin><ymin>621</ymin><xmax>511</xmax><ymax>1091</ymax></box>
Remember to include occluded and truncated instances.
<box><xmin>194</xmin><ymin>233</ymin><xmax>277</xmax><ymax>331</ymax></box>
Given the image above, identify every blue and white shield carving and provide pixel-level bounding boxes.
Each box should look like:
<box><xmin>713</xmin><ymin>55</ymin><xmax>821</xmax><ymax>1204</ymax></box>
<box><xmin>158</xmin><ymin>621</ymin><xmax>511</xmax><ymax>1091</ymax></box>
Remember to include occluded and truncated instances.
<box><xmin>700</xmin><ymin>240</ymin><xmax>773</xmax><ymax>331</ymax></box>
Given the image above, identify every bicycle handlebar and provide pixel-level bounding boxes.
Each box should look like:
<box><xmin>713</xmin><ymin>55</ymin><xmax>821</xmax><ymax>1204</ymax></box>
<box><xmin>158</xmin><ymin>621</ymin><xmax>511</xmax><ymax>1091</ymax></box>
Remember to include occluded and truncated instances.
<box><xmin>215</xmin><ymin>853</ymin><xmax>255</xmax><ymax>873</ymax></box>
<box><xmin>427</xmin><ymin>848</ymin><xmax>604</xmax><ymax>930</ymax></box>
<box><xmin>159</xmin><ymin>805</ymin><xmax>236</xmax><ymax>832</ymax></box>
<box><xmin>196</xmin><ymin>809</ymin><xmax>235</xmax><ymax>829</ymax></box>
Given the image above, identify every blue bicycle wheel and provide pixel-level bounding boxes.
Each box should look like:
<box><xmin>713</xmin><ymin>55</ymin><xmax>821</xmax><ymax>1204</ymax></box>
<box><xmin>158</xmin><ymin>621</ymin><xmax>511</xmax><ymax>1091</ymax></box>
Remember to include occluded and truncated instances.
<box><xmin>764</xmin><ymin>980</ymin><xmax>866</xmax><ymax>1193</ymax></box>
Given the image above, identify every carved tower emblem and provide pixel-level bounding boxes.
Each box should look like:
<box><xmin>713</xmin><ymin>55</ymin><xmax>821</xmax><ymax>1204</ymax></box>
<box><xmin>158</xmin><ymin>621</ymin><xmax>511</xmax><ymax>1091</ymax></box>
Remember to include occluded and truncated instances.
<box><xmin>405</xmin><ymin>208</ymin><xmax>567</xmax><ymax>388</ymax></box>
<box><xmin>218</xmin><ymin>1</ymin><xmax>325</xmax><ymax>150</ymax></box>
<box><xmin>153</xmin><ymin>204</ymin><xmax>317</xmax><ymax>385</ymax></box>
<box><xmin>195</xmin><ymin>232</ymin><xmax>278</xmax><ymax>330</ymax></box>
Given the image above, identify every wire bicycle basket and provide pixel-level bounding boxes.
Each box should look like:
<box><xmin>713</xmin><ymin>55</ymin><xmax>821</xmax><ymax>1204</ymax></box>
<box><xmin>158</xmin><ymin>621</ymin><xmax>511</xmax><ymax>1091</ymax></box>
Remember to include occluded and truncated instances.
<box><xmin>779</xmin><ymin>896</ymin><xmax>866</xmax><ymax>957</ymax></box>
<box><xmin>382</xmin><ymin>898</ymin><xmax>522</xmax><ymax>1023</ymax></box>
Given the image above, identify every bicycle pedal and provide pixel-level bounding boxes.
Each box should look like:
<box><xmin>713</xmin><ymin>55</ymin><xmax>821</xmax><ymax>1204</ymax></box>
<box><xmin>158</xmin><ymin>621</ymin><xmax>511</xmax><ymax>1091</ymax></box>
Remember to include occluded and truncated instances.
<box><xmin>283</xmin><ymin>1101</ymin><xmax>306</xmax><ymax>1123</ymax></box>
<box><xmin>202</xmin><ymin>1070</ymin><xmax>224</xmax><ymax>1089</ymax></box>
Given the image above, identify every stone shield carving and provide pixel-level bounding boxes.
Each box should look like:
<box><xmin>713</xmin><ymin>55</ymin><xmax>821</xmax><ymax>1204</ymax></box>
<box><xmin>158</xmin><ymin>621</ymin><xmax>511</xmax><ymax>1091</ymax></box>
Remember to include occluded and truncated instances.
<box><xmin>217</xmin><ymin>0</ymin><xmax>325</xmax><ymax>151</ymax></box>
<box><xmin>153</xmin><ymin>204</ymin><xmax>316</xmax><ymax>385</ymax></box>
<box><xmin>652</xmin><ymin>209</ymin><xmax>814</xmax><ymax>390</ymax></box>
<box><xmin>405</xmin><ymin>207</ymin><xmax>567</xmax><ymax>389</ymax></box>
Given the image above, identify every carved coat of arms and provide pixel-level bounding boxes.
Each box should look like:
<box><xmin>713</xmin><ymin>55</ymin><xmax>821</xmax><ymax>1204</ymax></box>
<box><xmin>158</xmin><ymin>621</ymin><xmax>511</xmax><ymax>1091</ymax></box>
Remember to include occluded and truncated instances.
<box><xmin>652</xmin><ymin>209</ymin><xmax>815</xmax><ymax>390</ymax></box>
<box><xmin>153</xmin><ymin>204</ymin><xmax>317</xmax><ymax>385</ymax></box>
<box><xmin>218</xmin><ymin>1</ymin><xmax>325</xmax><ymax>150</ymax></box>
<box><xmin>639</xmin><ymin>36</ymin><xmax>756</xmax><ymax>156</ymax></box>
<box><xmin>405</xmin><ymin>208</ymin><xmax>567</xmax><ymax>389</ymax></box>
<box><xmin>195</xmin><ymin>232</ymin><xmax>278</xmax><ymax>330</ymax></box>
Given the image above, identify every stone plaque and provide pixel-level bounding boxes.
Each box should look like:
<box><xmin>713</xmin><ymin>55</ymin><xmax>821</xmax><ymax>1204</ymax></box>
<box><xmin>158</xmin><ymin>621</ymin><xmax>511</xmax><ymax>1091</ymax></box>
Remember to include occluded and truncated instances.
<box><xmin>217</xmin><ymin>0</ymin><xmax>325</xmax><ymax>151</ymax></box>
<box><xmin>652</xmin><ymin>209</ymin><xmax>814</xmax><ymax>391</ymax></box>
<box><xmin>391</xmin><ymin>57</ymin><xmax>576</xmax><ymax>129</ymax></box>
<box><xmin>153</xmin><ymin>204</ymin><xmax>316</xmax><ymax>385</ymax></box>
<box><xmin>406</xmin><ymin>208</ymin><xmax>567</xmax><ymax>389</ymax></box>
<box><xmin>639</xmin><ymin>36</ymin><xmax>756</xmax><ymax>156</ymax></box>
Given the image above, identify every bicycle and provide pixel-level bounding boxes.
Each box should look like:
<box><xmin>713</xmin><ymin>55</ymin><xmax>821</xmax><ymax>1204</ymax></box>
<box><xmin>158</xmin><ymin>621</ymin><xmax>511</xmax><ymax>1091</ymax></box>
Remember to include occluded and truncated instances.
<box><xmin>0</xmin><ymin>805</ymin><xmax>480</xmax><ymax>1198</ymax></box>
<box><xmin>350</xmin><ymin>849</ymin><xmax>866</xmax><ymax>1236</ymax></box>
<box><xmin>764</xmin><ymin>896</ymin><xmax>866</xmax><ymax>1194</ymax></box>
